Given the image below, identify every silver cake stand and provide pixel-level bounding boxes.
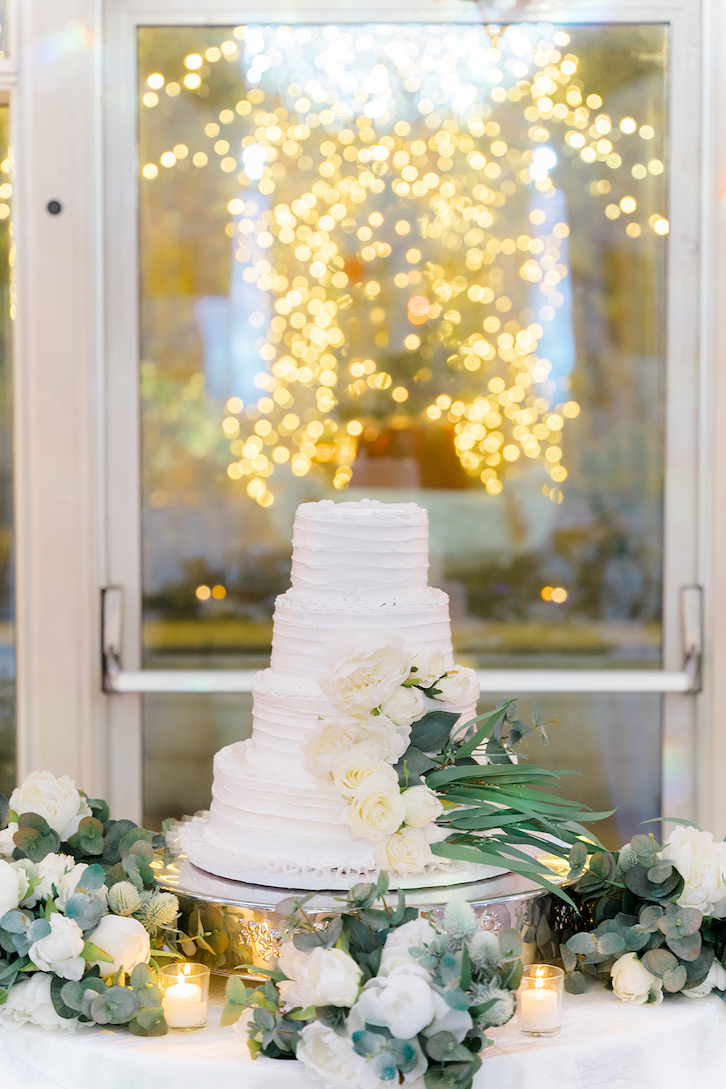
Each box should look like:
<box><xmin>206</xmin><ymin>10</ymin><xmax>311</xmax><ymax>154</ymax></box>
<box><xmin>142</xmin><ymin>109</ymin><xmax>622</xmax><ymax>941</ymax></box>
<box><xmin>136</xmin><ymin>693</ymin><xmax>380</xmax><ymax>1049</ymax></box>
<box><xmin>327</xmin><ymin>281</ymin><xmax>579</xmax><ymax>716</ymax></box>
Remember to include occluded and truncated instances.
<box><xmin>155</xmin><ymin>843</ymin><xmax>574</xmax><ymax>975</ymax></box>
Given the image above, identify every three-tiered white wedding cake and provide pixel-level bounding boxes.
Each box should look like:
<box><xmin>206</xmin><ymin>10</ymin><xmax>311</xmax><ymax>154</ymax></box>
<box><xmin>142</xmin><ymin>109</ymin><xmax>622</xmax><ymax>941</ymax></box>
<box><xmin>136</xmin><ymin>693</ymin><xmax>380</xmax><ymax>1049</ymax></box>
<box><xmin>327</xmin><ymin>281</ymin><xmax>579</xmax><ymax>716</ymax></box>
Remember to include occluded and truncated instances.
<box><xmin>183</xmin><ymin>498</ymin><xmax>483</xmax><ymax>889</ymax></box>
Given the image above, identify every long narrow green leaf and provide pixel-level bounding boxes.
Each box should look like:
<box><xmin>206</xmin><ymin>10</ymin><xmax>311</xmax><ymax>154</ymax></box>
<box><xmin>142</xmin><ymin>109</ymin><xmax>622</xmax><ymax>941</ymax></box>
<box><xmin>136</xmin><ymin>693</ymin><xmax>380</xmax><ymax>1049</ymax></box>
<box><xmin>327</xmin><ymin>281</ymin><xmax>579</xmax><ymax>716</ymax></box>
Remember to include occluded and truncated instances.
<box><xmin>452</xmin><ymin>701</ymin><xmax>517</xmax><ymax>759</ymax></box>
<box><xmin>431</xmin><ymin>841</ymin><xmax>575</xmax><ymax>906</ymax></box>
<box><xmin>428</xmin><ymin>764</ymin><xmax>563</xmax><ymax>789</ymax></box>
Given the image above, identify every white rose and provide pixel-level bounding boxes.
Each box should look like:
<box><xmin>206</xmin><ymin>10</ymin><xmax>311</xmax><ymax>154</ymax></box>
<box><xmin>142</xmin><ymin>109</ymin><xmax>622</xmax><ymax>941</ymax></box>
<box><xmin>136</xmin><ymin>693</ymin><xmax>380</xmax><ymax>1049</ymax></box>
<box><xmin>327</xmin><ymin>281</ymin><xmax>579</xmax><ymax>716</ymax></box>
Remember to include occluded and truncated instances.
<box><xmin>9</xmin><ymin>771</ymin><xmax>92</xmax><ymax>841</ymax></box>
<box><xmin>332</xmin><ymin>748</ymin><xmax>398</xmax><ymax>801</ymax></box>
<box><xmin>32</xmin><ymin>853</ymin><xmax>77</xmax><ymax>903</ymax></box>
<box><xmin>409</xmin><ymin>651</ymin><xmax>446</xmax><ymax>688</ymax></box>
<box><xmin>682</xmin><ymin>960</ymin><xmax>726</xmax><ymax>998</ymax></box>
<box><xmin>0</xmin><ymin>859</ymin><xmax>26</xmax><ymax>917</ymax></box>
<box><xmin>401</xmin><ymin>786</ymin><xmax>443</xmax><ymax>829</ymax></box>
<box><xmin>431</xmin><ymin>666</ymin><xmax>479</xmax><ymax>706</ymax></box>
<box><xmin>278</xmin><ymin>943</ymin><xmax>362</xmax><ymax>1009</ymax></box>
<box><xmin>351</xmin><ymin>965</ymin><xmax>436</xmax><ymax>1039</ymax></box>
<box><xmin>611</xmin><ymin>952</ymin><xmax>663</xmax><ymax>1006</ymax></box>
<box><xmin>28</xmin><ymin>914</ymin><xmax>85</xmax><ymax>981</ymax></box>
<box><xmin>344</xmin><ymin>774</ymin><xmax>406</xmax><ymax>843</ymax></box>
<box><xmin>296</xmin><ymin>1021</ymin><xmax>386</xmax><ymax>1089</ymax></box>
<box><xmin>54</xmin><ymin>863</ymin><xmax>108</xmax><ymax>912</ymax></box>
<box><xmin>661</xmin><ymin>825</ymin><xmax>726</xmax><ymax>916</ymax></box>
<box><xmin>0</xmin><ymin>971</ymin><xmax>78</xmax><ymax>1031</ymax></box>
<box><xmin>379</xmin><ymin>917</ymin><xmax>438</xmax><ymax>976</ymax></box>
<box><xmin>320</xmin><ymin>630</ymin><xmax>412</xmax><ymax>711</ymax></box>
<box><xmin>0</xmin><ymin>822</ymin><xmax>17</xmax><ymax>858</ymax></box>
<box><xmin>377</xmin><ymin>827</ymin><xmax>433</xmax><ymax>875</ymax></box>
<box><xmin>379</xmin><ymin>686</ymin><xmax>426</xmax><ymax>728</ymax></box>
<box><xmin>85</xmin><ymin>915</ymin><xmax>150</xmax><ymax>978</ymax></box>
<box><xmin>303</xmin><ymin>713</ymin><xmax>409</xmax><ymax>780</ymax></box>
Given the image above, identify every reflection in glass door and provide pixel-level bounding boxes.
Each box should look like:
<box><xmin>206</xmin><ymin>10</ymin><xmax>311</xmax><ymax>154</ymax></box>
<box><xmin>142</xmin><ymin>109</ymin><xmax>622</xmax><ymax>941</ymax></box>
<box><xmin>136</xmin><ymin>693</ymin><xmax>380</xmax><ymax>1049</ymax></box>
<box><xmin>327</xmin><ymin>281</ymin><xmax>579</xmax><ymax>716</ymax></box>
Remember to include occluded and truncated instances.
<box><xmin>136</xmin><ymin>21</ymin><xmax>668</xmax><ymax>841</ymax></box>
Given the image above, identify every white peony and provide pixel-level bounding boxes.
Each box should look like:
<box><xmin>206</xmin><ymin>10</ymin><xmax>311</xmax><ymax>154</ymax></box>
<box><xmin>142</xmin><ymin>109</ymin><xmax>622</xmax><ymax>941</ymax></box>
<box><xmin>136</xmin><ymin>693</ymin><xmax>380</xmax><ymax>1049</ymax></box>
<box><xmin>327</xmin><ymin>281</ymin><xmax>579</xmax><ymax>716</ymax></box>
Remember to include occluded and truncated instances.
<box><xmin>431</xmin><ymin>666</ymin><xmax>479</xmax><ymax>706</ymax></box>
<box><xmin>344</xmin><ymin>774</ymin><xmax>406</xmax><ymax>842</ymax></box>
<box><xmin>0</xmin><ymin>822</ymin><xmax>17</xmax><ymax>858</ymax></box>
<box><xmin>28</xmin><ymin>914</ymin><xmax>85</xmax><ymax>981</ymax></box>
<box><xmin>303</xmin><ymin>712</ymin><xmax>409</xmax><ymax>780</ymax></box>
<box><xmin>682</xmin><ymin>960</ymin><xmax>726</xmax><ymax>998</ymax></box>
<box><xmin>350</xmin><ymin>964</ymin><xmax>436</xmax><ymax>1039</ymax></box>
<box><xmin>278</xmin><ymin>943</ymin><xmax>362</xmax><ymax>1009</ymax></box>
<box><xmin>9</xmin><ymin>771</ymin><xmax>92</xmax><ymax>841</ymax></box>
<box><xmin>377</xmin><ymin>827</ymin><xmax>433</xmax><ymax>875</ymax></box>
<box><xmin>296</xmin><ymin>1021</ymin><xmax>387</xmax><ymax>1089</ymax></box>
<box><xmin>320</xmin><ymin>630</ymin><xmax>412</xmax><ymax>712</ymax></box>
<box><xmin>409</xmin><ymin>651</ymin><xmax>446</xmax><ymax>688</ymax></box>
<box><xmin>661</xmin><ymin>825</ymin><xmax>726</xmax><ymax>917</ymax></box>
<box><xmin>379</xmin><ymin>686</ymin><xmax>426</xmax><ymax>728</ymax></box>
<box><xmin>0</xmin><ymin>971</ymin><xmax>78</xmax><ymax>1031</ymax></box>
<box><xmin>0</xmin><ymin>859</ymin><xmax>25</xmax><ymax>917</ymax></box>
<box><xmin>54</xmin><ymin>863</ymin><xmax>108</xmax><ymax>912</ymax></box>
<box><xmin>401</xmin><ymin>786</ymin><xmax>443</xmax><ymax>829</ymax></box>
<box><xmin>85</xmin><ymin>915</ymin><xmax>150</xmax><ymax>978</ymax></box>
<box><xmin>611</xmin><ymin>952</ymin><xmax>663</xmax><ymax>1006</ymax></box>
<box><xmin>332</xmin><ymin>747</ymin><xmax>398</xmax><ymax>801</ymax></box>
<box><xmin>379</xmin><ymin>917</ymin><xmax>438</xmax><ymax>976</ymax></box>
<box><xmin>423</xmin><ymin>989</ymin><xmax>473</xmax><ymax>1041</ymax></box>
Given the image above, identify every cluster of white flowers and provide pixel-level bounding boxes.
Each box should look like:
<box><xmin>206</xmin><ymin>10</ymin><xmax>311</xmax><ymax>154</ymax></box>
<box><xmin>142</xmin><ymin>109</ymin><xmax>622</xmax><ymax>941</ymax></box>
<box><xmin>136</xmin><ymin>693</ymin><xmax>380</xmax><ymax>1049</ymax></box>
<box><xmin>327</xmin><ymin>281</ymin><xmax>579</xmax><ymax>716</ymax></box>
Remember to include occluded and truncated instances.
<box><xmin>0</xmin><ymin>770</ymin><xmax>180</xmax><ymax>1032</ymax></box>
<box><xmin>285</xmin><ymin>919</ymin><xmax>473</xmax><ymax>1089</ymax></box>
<box><xmin>608</xmin><ymin>825</ymin><xmax>726</xmax><ymax>1007</ymax></box>
<box><xmin>302</xmin><ymin>632</ymin><xmax>478</xmax><ymax>873</ymax></box>
<box><xmin>0</xmin><ymin>850</ymin><xmax>152</xmax><ymax>1032</ymax></box>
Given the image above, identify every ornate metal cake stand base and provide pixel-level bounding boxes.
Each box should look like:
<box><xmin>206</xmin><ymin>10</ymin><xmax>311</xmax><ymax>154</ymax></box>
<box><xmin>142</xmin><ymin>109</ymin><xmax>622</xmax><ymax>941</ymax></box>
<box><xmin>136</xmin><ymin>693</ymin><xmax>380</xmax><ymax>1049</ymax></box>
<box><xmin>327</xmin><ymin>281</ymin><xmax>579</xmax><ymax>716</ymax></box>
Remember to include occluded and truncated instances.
<box><xmin>155</xmin><ymin>851</ymin><xmax>575</xmax><ymax>976</ymax></box>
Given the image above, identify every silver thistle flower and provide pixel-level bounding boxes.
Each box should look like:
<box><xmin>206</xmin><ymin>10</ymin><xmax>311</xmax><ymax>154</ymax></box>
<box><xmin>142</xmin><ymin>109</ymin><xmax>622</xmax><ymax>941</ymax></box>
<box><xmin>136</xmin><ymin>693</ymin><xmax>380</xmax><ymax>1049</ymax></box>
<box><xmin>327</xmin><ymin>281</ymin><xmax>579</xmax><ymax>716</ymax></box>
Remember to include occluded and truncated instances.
<box><xmin>108</xmin><ymin>880</ymin><xmax>143</xmax><ymax>916</ymax></box>
<box><xmin>472</xmin><ymin>982</ymin><xmax>515</xmax><ymax>1026</ymax></box>
<box><xmin>618</xmin><ymin>844</ymin><xmax>639</xmax><ymax>873</ymax></box>
<box><xmin>444</xmin><ymin>900</ymin><xmax>478</xmax><ymax>941</ymax></box>
<box><xmin>468</xmin><ymin>930</ymin><xmax>501</xmax><ymax>970</ymax></box>
<box><xmin>135</xmin><ymin>891</ymin><xmax>179</xmax><ymax>933</ymax></box>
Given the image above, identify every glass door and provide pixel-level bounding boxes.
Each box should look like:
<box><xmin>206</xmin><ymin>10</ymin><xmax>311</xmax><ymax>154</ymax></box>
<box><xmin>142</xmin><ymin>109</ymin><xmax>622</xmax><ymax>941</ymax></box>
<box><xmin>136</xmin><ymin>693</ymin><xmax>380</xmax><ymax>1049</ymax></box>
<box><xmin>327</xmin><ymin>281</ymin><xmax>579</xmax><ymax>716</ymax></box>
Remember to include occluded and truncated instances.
<box><xmin>103</xmin><ymin>1</ymin><xmax>702</xmax><ymax>845</ymax></box>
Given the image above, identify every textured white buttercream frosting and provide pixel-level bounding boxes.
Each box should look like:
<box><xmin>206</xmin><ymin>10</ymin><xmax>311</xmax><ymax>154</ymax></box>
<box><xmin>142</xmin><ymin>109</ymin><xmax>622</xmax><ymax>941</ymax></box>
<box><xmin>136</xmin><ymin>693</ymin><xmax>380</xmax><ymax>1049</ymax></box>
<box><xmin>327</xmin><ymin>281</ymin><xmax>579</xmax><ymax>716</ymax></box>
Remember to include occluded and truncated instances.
<box><xmin>291</xmin><ymin>499</ymin><xmax>429</xmax><ymax>600</ymax></box>
<box><xmin>185</xmin><ymin>498</ymin><xmax>482</xmax><ymax>886</ymax></box>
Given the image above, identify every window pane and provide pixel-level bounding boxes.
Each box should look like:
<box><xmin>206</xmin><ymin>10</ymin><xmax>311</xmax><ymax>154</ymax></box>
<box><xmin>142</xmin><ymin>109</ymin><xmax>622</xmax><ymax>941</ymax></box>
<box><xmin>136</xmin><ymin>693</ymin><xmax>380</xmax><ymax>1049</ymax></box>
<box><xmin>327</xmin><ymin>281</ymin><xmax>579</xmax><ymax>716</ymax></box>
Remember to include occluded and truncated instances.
<box><xmin>0</xmin><ymin>106</ymin><xmax>13</xmax><ymax>794</ymax></box>
<box><xmin>138</xmin><ymin>23</ymin><xmax>667</xmax><ymax>837</ymax></box>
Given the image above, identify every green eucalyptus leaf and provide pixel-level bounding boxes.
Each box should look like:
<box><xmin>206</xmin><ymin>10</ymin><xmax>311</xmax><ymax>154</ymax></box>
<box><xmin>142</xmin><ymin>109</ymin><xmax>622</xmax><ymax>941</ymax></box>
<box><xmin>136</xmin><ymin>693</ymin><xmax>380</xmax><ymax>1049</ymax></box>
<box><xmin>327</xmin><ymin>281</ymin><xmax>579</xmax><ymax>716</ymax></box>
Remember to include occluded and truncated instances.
<box><xmin>647</xmin><ymin>862</ymin><xmax>673</xmax><ymax>885</ymax></box>
<box><xmin>561</xmin><ymin>945</ymin><xmax>577</xmax><ymax>973</ymax></box>
<box><xmin>564</xmin><ymin>970</ymin><xmax>590</xmax><ymax>995</ymax></box>
<box><xmin>665</xmin><ymin>930</ymin><xmax>701</xmax><ymax>962</ymax></box>
<box><xmin>642</xmin><ymin>948</ymin><xmax>678</xmax><ymax>978</ymax></box>
<box><xmin>662</xmin><ymin>964</ymin><xmax>688</xmax><ymax>992</ymax></box>
<box><xmin>128</xmin><ymin>1006</ymin><xmax>168</xmax><ymax>1036</ymax></box>
<box><xmin>658</xmin><ymin>905</ymin><xmax>702</xmax><ymax>939</ymax></box>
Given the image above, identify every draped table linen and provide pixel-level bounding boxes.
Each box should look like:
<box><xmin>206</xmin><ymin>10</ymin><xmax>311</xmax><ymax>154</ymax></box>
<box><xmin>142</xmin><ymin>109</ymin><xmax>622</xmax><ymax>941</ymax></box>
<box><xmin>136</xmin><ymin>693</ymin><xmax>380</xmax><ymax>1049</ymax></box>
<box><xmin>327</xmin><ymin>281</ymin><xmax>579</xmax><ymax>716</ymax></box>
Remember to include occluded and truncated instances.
<box><xmin>1</xmin><ymin>985</ymin><xmax>725</xmax><ymax>1089</ymax></box>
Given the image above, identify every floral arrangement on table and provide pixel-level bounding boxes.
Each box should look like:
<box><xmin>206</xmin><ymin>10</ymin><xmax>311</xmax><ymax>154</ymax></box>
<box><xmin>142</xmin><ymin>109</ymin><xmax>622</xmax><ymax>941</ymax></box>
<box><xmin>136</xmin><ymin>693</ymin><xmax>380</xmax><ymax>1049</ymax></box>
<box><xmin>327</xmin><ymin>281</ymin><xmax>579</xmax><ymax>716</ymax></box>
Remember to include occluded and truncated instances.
<box><xmin>0</xmin><ymin>770</ymin><xmax>180</xmax><ymax>1034</ymax></box>
<box><xmin>562</xmin><ymin>824</ymin><xmax>726</xmax><ymax>1005</ymax></box>
<box><xmin>303</xmin><ymin>630</ymin><xmax>607</xmax><ymax>892</ymax></box>
<box><xmin>222</xmin><ymin>873</ymin><xmax>524</xmax><ymax>1089</ymax></box>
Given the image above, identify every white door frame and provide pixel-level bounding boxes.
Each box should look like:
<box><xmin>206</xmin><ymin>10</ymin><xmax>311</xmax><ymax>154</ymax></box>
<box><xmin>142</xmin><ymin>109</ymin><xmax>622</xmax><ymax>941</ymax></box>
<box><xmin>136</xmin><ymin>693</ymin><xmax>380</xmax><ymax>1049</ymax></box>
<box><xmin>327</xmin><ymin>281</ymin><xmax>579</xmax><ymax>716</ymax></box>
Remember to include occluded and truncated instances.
<box><xmin>11</xmin><ymin>0</ymin><xmax>725</xmax><ymax>829</ymax></box>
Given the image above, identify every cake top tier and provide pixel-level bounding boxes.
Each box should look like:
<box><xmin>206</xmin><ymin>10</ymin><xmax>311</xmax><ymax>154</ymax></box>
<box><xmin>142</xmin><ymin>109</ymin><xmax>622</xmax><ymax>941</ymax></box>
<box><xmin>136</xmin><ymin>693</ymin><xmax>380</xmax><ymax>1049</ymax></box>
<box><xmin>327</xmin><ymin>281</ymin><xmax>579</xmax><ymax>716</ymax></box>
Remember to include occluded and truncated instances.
<box><xmin>290</xmin><ymin>499</ymin><xmax>429</xmax><ymax>600</ymax></box>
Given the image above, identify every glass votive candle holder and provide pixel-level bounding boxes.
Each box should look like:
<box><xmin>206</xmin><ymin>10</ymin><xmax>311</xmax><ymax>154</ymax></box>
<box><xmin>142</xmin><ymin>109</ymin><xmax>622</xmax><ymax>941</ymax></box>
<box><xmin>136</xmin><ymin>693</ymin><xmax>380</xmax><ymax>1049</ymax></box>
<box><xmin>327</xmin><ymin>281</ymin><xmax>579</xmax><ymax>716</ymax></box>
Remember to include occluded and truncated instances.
<box><xmin>518</xmin><ymin>964</ymin><xmax>564</xmax><ymax>1037</ymax></box>
<box><xmin>160</xmin><ymin>963</ymin><xmax>210</xmax><ymax>1031</ymax></box>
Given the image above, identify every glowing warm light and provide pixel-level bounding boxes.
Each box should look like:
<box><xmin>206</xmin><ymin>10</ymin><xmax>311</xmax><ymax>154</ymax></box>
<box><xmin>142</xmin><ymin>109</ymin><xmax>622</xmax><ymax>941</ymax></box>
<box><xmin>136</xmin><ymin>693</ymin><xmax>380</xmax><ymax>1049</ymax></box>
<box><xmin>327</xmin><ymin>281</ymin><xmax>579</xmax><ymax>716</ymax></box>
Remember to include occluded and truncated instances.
<box><xmin>195</xmin><ymin>585</ymin><xmax>211</xmax><ymax>601</ymax></box>
<box><xmin>212</xmin><ymin>585</ymin><xmax>226</xmax><ymax>599</ymax></box>
<box><xmin>139</xmin><ymin>24</ymin><xmax>666</xmax><ymax>508</ymax></box>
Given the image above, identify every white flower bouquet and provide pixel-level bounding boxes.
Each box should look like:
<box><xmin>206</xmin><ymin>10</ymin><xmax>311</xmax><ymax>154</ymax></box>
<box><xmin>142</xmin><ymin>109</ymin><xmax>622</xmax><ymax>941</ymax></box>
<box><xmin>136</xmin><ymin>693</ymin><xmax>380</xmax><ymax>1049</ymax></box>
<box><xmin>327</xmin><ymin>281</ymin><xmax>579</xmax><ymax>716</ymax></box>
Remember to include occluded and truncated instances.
<box><xmin>304</xmin><ymin>631</ymin><xmax>609</xmax><ymax>890</ymax></box>
<box><xmin>563</xmin><ymin>825</ymin><xmax>726</xmax><ymax>1004</ymax></box>
<box><xmin>0</xmin><ymin>771</ymin><xmax>180</xmax><ymax>1034</ymax></box>
<box><xmin>222</xmin><ymin>874</ymin><xmax>523</xmax><ymax>1089</ymax></box>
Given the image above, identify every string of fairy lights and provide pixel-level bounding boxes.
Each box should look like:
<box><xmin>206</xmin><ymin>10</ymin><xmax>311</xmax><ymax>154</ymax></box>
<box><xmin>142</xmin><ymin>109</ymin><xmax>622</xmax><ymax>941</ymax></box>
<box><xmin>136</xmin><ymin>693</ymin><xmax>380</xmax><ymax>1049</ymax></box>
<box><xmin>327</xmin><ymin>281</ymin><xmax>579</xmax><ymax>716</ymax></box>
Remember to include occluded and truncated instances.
<box><xmin>141</xmin><ymin>22</ymin><xmax>667</xmax><ymax>509</ymax></box>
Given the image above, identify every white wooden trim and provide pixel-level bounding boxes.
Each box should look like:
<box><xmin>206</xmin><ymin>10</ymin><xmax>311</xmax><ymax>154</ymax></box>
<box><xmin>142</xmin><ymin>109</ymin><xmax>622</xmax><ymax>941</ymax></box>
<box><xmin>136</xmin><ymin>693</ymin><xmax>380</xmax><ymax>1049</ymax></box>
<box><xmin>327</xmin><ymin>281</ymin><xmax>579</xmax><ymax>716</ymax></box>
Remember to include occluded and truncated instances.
<box><xmin>13</xmin><ymin>0</ymin><xmax>107</xmax><ymax>798</ymax></box>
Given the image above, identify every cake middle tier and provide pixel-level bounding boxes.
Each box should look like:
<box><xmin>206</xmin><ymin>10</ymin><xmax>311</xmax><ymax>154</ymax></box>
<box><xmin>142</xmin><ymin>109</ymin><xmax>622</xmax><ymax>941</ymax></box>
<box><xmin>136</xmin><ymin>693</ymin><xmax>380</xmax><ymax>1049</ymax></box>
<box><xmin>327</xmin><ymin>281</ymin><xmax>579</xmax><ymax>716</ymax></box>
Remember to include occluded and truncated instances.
<box><xmin>270</xmin><ymin>587</ymin><xmax>454</xmax><ymax>678</ymax></box>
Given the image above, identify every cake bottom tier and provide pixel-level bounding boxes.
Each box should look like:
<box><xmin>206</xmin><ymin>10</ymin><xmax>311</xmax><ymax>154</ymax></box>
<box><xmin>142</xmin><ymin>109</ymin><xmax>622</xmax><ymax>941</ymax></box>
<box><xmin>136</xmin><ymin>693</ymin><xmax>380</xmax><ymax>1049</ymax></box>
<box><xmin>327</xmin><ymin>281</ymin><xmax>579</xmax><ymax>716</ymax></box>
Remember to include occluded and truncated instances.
<box><xmin>185</xmin><ymin>740</ymin><xmax>507</xmax><ymax>889</ymax></box>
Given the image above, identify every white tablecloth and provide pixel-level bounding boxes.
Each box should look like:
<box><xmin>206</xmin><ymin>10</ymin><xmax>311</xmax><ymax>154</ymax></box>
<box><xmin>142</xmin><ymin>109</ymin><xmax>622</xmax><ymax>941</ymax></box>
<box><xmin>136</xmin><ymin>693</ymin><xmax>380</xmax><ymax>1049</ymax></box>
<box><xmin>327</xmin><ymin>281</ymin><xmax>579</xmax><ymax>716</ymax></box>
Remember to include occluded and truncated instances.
<box><xmin>1</xmin><ymin>983</ymin><xmax>725</xmax><ymax>1089</ymax></box>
